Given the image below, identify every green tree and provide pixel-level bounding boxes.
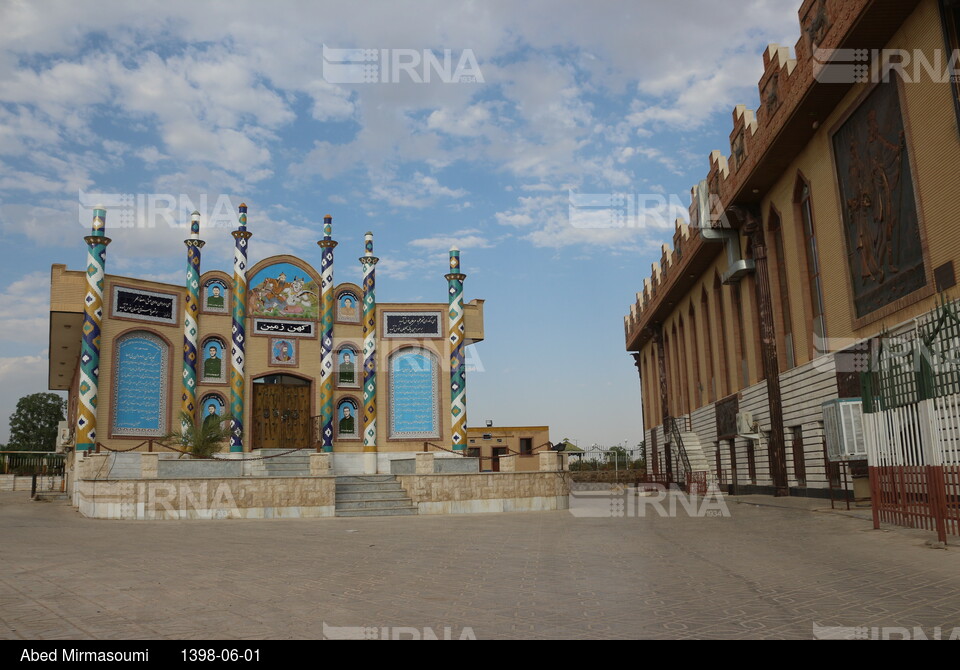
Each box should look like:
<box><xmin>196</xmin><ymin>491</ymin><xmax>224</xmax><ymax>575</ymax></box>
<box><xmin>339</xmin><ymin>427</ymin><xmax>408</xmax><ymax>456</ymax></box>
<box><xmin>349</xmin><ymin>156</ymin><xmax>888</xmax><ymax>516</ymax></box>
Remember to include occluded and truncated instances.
<box><xmin>8</xmin><ymin>393</ymin><xmax>66</xmax><ymax>451</ymax></box>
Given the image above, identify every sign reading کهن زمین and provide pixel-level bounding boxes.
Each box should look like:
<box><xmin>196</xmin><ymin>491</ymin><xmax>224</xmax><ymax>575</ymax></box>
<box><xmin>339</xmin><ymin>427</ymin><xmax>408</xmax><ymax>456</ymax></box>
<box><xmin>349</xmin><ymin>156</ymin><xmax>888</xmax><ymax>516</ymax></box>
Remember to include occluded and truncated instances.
<box><xmin>252</xmin><ymin>318</ymin><xmax>316</xmax><ymax>337</ymax></box>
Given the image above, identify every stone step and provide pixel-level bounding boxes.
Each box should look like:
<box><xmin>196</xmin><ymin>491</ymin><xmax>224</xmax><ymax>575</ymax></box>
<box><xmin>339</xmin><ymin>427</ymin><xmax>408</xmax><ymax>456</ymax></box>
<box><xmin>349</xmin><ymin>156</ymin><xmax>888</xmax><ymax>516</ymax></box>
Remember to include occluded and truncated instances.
<box><xmin>336</xmin><ymin>490</ymin><xmax>411</xmax><ymax>501</ymax></box>
<box><xmin>335</xmin><ymin>506</ymin><xmax>418</xmax><ymax>517</ymax></box>
<box><xmin>336</xmin><ymin>475</ymin><xmax>397</xmax><ymax>484</ymax></box>
<box><xmin>335</xmin><ymin>498</ymin><xmax>417</xmax><ymax>511</ymax></box>
<box><xmin>336</xmin><ymin>483</ymin><xmax>406</xmax><ymax>493</ymax></box>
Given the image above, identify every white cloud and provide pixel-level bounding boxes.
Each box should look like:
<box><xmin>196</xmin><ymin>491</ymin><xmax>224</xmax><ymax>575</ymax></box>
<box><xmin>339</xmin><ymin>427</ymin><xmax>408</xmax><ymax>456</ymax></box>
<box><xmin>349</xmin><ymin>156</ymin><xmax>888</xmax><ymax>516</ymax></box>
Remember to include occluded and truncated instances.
<box><xmin>408</xmin><ymin>229</ymin><xmax>493</xmax><ymax>252</ymax></box>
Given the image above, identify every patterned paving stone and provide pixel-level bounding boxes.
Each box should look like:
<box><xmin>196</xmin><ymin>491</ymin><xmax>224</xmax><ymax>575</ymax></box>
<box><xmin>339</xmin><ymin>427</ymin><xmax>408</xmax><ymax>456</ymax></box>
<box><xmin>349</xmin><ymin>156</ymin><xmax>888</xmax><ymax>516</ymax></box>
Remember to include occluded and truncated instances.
<box><xmin>2</xmin><ymin>492</ymin><xmax>960</xmax><ymax>639</ymax></box>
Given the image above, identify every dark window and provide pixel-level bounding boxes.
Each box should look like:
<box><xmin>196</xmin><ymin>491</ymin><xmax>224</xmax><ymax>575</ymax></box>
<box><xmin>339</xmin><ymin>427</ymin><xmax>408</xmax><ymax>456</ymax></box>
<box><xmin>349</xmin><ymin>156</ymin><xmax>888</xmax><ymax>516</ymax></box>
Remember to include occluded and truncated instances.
<box><xmin>792</xmin><ymin>426</ymin><xmax>807</xmax><ymax>486</ymax></box>
<box><xmin>746</xmin><ymin>439</ymin><xmax>757</xmax><ymax>484</ymax></box>
<box><xmin>520</xmin><ymin>438</ymin><xmax>533</xmax><ymax>455</ymax></box>
<box><xmin>769</xmin><ymin>210</ymin><xmax>796</xmax><ymax>369</ymax></box>
<box><xmin>799</xmin><ymin>182</ymin><xmax>826</xmax><ymax>354</ymax></box>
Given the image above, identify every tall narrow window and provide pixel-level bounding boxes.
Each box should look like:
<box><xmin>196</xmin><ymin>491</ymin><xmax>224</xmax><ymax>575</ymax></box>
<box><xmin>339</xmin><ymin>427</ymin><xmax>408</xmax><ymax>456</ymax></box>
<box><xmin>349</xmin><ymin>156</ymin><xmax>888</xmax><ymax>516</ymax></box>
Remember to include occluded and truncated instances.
<box><xmin>746</xmin><ymin>439</ymin><xmax>757</xmax><ymax>484</ymax></box>
<box><xmin>701</xmin><ymin>287</ymin><xmax>716</xmax><ymax>402</ymax></box>
<box><xmin>768</xmin><ymin>209</ymin><xmax>796</xmax><ymax>369</ymax></box>
<box><xmin>713</xmin><ymin>274</ymin><xmax>730</xmax><ymax>397</ymax></box>
<box><xmin>798</xmin><ymin>180</ymin><xmax>827</xmax><ymax>356</ymax></box>
<box><xmin>677</xmin><ymin>316</ymin><xmax>689</xmax><ymax>414</ymax></box>
<box><xmin>731</xmin><ymin>282</ymin><xmax>749</xmax><ymax>388</ymax></box>
<box><xmin>688</xmin><ymin>303</ymin><xmax>702</xmax><ymax>408</ymax></box>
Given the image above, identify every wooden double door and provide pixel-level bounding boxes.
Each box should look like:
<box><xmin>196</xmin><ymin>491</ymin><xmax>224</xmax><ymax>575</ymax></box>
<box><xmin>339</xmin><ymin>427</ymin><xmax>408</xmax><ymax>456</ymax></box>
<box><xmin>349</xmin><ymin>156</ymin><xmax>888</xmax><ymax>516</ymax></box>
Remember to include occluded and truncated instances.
<box><xmin>252</xmin><ymin>379</ymin><xmax>311</xmax><ymax>449</ymax></box>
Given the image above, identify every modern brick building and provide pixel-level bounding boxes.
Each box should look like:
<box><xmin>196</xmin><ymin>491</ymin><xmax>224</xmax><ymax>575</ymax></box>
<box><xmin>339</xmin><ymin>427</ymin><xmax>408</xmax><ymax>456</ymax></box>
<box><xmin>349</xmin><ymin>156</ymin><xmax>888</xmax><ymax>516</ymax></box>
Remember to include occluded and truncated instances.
<box><xmin>624</xmin><ymin>0</ymin><xmax>960</xmax><ymax>498</ymax></box>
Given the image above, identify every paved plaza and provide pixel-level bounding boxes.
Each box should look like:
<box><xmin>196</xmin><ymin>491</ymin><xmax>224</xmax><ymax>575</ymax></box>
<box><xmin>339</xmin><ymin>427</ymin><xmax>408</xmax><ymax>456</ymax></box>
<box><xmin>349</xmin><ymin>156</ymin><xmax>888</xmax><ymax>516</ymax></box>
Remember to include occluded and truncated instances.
<box><xmin>1</xmin><ymin>490</ymin><xmax>959</xmax><ymax>640</ymax></box>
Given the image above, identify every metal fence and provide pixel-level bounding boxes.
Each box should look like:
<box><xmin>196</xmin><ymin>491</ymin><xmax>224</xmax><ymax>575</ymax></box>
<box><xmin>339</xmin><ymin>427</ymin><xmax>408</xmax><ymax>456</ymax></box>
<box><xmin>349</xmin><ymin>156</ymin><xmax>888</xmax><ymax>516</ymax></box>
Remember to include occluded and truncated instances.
<box><xmin>862</xmin><ymin>300</ymin><xmax>960</xmax><ymax>542</ymax></box>
<box><xmin>0</xmin><ymin>451</ymin><xmax>65</xmax><ymax>476</ymax></box>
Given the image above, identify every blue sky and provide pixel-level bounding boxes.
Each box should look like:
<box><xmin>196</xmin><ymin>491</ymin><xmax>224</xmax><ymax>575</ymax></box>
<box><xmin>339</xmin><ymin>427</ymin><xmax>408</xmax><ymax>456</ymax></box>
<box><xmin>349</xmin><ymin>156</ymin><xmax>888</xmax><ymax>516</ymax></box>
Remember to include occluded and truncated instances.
<box><xmin>0</xmin><ymin>0</ymin><xmax>800</xmax><ymax>449</ymax></box>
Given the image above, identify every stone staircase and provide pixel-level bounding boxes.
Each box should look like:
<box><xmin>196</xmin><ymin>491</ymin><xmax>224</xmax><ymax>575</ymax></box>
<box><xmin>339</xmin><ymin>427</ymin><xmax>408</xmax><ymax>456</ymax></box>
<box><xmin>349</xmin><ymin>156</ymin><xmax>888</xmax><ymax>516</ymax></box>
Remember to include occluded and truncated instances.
<box><xmin>675</xmin><ymin>431</ymin><xmax>714</xmax><ymax>479</ymax></box>
<box><xmin>334</xmin><ymin>475</ymin><xmax>418</xmax><ymax>517</ymax></box>
<box><xmin>247</xmin><ymin>449</ymin><xmax>312</xmax><ymax>477</ymax></box>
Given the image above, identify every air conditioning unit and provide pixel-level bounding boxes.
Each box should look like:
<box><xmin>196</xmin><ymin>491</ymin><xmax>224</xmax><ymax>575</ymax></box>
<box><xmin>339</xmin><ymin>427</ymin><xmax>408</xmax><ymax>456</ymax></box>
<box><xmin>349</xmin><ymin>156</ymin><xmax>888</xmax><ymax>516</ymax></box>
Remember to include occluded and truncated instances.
<box><xmin>822</xmin><ymin>399</ymin><xmax>866</xmax><ymax>461</ymax></box>
<box><xmin>56</xmin><ymin>421</ymin><xmax>74</xmax><ymax>452</ymax></box>
<box><xmin>736</xmin><ymin>411</ymin><xmax>760</xmax><ymax>439</ymax></box>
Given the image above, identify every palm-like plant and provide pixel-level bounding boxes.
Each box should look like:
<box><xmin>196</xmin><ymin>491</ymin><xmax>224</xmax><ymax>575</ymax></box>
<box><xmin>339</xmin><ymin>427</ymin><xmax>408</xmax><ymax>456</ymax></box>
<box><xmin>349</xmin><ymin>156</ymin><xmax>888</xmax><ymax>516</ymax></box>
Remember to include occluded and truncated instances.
<box><xmin>165</xmin><ymin>410</ymin><xmax>232</xmax><ymax>458</ymax></box>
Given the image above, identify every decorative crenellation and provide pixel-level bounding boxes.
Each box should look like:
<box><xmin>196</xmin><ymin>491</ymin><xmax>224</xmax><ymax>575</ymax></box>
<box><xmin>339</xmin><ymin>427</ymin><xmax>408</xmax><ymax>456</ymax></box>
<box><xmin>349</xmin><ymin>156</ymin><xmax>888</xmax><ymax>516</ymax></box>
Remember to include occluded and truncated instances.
<box><xmin>625</xmin><ymin>0</ymin><xmax>871</xmax><ymax>349</ymax></box>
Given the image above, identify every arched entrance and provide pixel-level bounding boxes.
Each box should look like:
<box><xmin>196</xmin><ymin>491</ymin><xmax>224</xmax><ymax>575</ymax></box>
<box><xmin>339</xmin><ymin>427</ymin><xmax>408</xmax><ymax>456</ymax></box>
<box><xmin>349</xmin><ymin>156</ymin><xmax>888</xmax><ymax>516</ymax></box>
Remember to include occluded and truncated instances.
<box><xmin>252</xmin><ymin>373</ymin><xmax>312</xmax><ymax>449</ymax></box>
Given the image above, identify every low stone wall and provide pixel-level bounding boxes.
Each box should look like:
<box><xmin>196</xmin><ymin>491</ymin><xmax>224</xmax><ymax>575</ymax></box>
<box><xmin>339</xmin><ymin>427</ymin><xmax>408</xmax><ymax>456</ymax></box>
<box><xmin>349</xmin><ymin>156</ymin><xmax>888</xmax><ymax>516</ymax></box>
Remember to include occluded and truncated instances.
<box><xmin>390</xmin><ymin>454</ymin><xmax>480</xmax><ymax>475</ymax></box>
<box><xmin>396</xmin><ymin>472</ymin><xmax>570</xmax><ymax>515</ymax></box>
<box><xmin>77</xmin><ymin>476</ymin><xmax>336</xmax><ymax>520</ymax></box>
<box><xmin>156</xmin><ymin>459</ymin><xmax>243</xmax><ymax>478</ymax></box>
<box><xmin>0</xmin><ymin>475</ymin><xmax>64</xmax><ymax>492</ymax></box>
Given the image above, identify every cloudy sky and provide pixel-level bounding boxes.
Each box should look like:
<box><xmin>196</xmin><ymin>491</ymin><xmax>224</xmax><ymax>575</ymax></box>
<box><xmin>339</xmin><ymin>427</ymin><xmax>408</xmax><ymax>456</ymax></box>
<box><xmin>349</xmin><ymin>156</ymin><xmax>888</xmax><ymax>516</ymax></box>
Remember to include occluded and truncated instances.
<box><xmin>0</xmin><ymin>0</ymin><xmax>800</xmax><ymax>449</ymax></box>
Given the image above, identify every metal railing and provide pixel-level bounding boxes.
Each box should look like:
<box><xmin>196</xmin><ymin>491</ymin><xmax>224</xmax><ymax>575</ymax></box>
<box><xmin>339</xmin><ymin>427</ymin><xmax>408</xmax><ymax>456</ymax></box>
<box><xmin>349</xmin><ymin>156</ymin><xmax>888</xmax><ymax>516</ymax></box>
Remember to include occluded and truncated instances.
<box><xmin>665</xmin><ymin>417</ymin><xmax>692</xmax><ymax>486</ymax></box>
<box><xmin>0</xmin><ymin>451</ymin><xmax>65</xmax><ymax>476</ymax></box>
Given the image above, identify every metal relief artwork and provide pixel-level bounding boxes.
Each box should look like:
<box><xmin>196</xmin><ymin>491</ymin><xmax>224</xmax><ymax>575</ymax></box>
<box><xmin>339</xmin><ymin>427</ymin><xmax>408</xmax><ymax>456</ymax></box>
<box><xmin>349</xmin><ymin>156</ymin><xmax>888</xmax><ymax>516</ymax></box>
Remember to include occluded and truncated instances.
<box><xmin>112</xmin><ymin>332</ymin><xmax>168</xmax><ymax>436</ymax></box>
<box><xmin>111</xmin><ymin>286</ymin><xmax>178</xmax><ymax>324</ymax></box>
<box><xmin>383</xmin><ymin>312</ymin><xmax>443</xmax><ymax>337</ymax></box>
<box><xmin>390</xmin><ymin>349</ymin><xmax>439</xmax><ymax>439</ymax></box>
<box><xmin>833</xmin><ymin>79</ymin><xmax>925</xmax><ymax>317</ymax></box>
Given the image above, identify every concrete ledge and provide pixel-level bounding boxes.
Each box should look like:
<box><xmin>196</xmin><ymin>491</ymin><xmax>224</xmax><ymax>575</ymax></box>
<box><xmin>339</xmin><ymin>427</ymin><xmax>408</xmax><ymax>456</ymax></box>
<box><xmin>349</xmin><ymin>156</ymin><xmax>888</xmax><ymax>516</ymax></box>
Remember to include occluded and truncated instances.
<box><xmin>397</xmin><ymin>471</ymin><xmax>570</xmax><ymax>507</ymax></box>
<box><xmin>77</xmin><ymin>476</ymin><xmax>337</xmax><ymax>520</ymax></box>
<box><xmin>157</xmin><ymin>459</ymin><xmax>243</xmax><ymax>478</ymax></box>
<box><xmin>416</xmin><ymin>495</ymin><xmax>569</xmax><ymax>515</ymax></box>
<box><xmin>0</xmin><ymin>475</ymin><xmax>64</xmax><ymax>492</ymax></box>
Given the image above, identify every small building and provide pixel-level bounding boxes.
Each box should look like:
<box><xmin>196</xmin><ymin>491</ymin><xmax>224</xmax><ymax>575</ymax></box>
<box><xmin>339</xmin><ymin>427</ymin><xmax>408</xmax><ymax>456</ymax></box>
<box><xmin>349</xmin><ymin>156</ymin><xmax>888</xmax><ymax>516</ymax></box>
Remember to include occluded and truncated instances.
<box><xmin>466</xmin><ymin>426</ymin><xmax>551</xmax><ymax>471</ymax></box>
<box><xmin>50</xmin><ymin>206</ymin><xmax>492</xmax><ymax>475</ymax></box>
